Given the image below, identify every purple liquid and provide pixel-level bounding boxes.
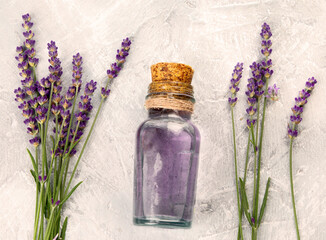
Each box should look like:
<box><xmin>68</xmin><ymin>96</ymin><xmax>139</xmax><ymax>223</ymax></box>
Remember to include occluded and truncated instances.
<box><xmin>134</xmin><ymin>109</ymin><xmax>200</xmax><ymax>228</ymax></box>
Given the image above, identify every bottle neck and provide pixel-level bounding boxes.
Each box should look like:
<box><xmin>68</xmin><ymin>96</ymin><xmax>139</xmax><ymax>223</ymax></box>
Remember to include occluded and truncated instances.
<box><xmin>148</xmin><ymin>108</ymin><xmax>192</xmax><ymax>120</ymax></box>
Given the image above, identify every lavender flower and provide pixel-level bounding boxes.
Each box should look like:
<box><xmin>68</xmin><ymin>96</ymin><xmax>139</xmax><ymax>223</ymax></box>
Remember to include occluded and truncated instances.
<box><xmin>288</xmin><ymin>77</ymin><xmax>317</xmax><ymax>139</ymax></box>
<box><xmin>14</xmin><ymin>13</ymin><xmax>39</xmax><ymax>146</ymax></box>
<box><xmin>228</xmin><ymin>63</ymin><xmax>244</xmax><ymax>107</ymax></box>
<box><xmin>266</xmin><ymin>83</ymin><xmax>279</xmax><ymax>101</ymax></box>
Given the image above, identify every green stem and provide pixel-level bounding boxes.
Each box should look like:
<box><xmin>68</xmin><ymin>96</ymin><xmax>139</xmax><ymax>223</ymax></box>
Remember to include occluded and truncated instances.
<box><xmin>64</xmin><ymin>98</ymin><xmax>104</xmax><ymax>197</ymax></box>
<box><xmin>237</xmin><ymin>134</ymin><xmax>251</xmax><ymax>240</ymax></box>
<box><xmin>33</xmin><ymin>183</ymin><xmax>44</xmax><ymax>240</ymax></box>
<box><xmin>252</xmin><ymin>100</ymin><xmax>260</xmax><ymax>217</ymax></box>
<box><xmin>290</xmin><ymin>138</ymin><xmax>301</xmax><ymax>240</ymax></box>
<box><xmin>44</xmin><ymin>207</ymin><xmax>55</xmax><ymax>240</ymax></box>
<box><xmin>254</xmin><ymin>80</ymin><xmax>269</xmax><ymax>224</ymax></box>
<box><xmin>252</xmin><ymin>227</ymin><xmax>257</xmax><ymax>240</ymax></box>
<box><xmin>231</xmin><ymin>107</ymin><xmax>243</xmax><ymax>240</ymax></box>
<box><xmin>62</xmin><ymin>121</ymin><xmax>81</xmax><ymax>199</ymax></box>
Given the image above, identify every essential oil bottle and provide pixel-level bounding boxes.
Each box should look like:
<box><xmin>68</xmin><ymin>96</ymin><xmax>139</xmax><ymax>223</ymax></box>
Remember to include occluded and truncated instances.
<box><xmin>133</xmin><ymin>62</ymin><xmax>201</xmax><ymax>228</ymax></box>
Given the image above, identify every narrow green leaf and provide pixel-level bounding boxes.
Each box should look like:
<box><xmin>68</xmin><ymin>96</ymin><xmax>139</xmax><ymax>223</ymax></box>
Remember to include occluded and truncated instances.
<box><xmin>258</xmin><ymin>177</ymin><xmax>271</xmax><ymax>227</ymax></box>
<box><xmin>50</xmin><ymin>136</ymin><xmax>55</xmax><ymax>150</ymax></box>
<box><xmin>27</xmin><ymin>148</ymin><xmax>37</xmax><ymax>173</ymax></box>
<box><xmin>30</xmin><ymin>169</ymin><xmax>37</xmax><ymax>182</ymax></box>
<box><xmin>60</xmin><ymin>217</ymin><xmax>68</xmax><ymax>240</ymax></box>
<box><xmin>59</xmin><ymin>181</ymin><xmax>83</xmax><ymax>207</ymax></box>
<box><xmin>239</xmin><ymin>178</ymin><xmax>253</xmax><ymax>227</ymax></box>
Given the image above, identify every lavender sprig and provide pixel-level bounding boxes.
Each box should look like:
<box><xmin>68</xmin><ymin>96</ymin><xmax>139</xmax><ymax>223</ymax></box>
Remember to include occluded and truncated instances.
<box><xmin>64</xmin><ymin>38</ymin><xmax>132</xmax><ymax>197</ymax></box>
<box><xmin>288</xmin><ymin>77</ymin><xmax>317</xmax><ymax>240</ymax></box>
<box><xmin>228</xmin><ymin>63</ymin><xmax>244</xmax><ymax>240</ymax></box>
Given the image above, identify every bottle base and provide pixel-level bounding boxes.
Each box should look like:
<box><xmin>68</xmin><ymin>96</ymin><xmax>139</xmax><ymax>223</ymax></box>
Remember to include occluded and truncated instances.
<box><xmin>133</xmin><ymin>217</ymin><xmax>192</xmax><ymax>228</ymax></box>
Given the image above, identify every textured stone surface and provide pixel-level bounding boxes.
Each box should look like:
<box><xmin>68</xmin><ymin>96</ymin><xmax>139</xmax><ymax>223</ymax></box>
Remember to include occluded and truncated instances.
<box><xmin>1</xmin><ymin>0</ymin><xmax>326</xmax><ymax>239</ymax></box>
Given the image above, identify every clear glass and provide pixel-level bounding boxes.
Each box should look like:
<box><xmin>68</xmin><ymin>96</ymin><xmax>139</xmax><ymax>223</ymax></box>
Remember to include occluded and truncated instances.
<box><xmin>133</xmin><ymin>108</ymin><xmax>200</xmax><ymax>228</ymax></box>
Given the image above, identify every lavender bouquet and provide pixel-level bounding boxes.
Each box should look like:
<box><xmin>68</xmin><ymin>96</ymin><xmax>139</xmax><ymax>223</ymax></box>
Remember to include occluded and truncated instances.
<box><xmin>228</xmin><ymin>23</ymin><xmax>278</xmax><ymax>240</ymax></box>
<box><xmin>14</xmin><ymin>13</ymin><xmax>131</xmax><ymax>239</ymax></box>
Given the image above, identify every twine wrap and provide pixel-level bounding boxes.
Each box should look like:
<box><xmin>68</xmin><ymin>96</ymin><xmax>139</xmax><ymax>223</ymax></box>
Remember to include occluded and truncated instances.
<box><xmin>145</xmin><ymin>62</ymin><xmax>195</xmax><ymax>113</ymax></box>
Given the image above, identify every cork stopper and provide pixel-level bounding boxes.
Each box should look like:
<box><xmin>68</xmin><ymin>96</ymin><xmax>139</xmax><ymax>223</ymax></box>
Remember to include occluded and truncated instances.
<box><xmin>145</xmin><ymin>62</ymin><xmax>195</xmax><ymax>113</ymax></box>
<box><xmin>151</xmin><ymin>62</ymin><xmax>194</xmax><ymax>84</ymax></box>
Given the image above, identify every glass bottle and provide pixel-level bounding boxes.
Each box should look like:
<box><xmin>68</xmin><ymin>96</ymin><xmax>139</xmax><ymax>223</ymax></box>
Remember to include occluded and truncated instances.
<box><xmin>133</xmin><ymin>62</ymin><xmax>201</xmax><ymax>228</ymax></box>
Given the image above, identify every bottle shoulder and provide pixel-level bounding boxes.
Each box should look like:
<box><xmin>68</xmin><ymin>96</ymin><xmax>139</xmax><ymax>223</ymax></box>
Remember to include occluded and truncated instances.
<box><xmin>137</xmin><ymin>115</ymin><xmax>200</xmax><ymax>140</ymax></box>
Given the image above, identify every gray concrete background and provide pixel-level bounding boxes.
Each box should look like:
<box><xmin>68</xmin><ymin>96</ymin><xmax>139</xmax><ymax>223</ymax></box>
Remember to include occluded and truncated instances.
<box><xmin>1</xmin><ymin>0</ymin><xmax>326</xmax><ymax>239</ymax></box>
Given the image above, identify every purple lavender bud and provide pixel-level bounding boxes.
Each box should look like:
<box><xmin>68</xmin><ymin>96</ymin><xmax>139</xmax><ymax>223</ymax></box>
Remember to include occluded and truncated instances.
<box><xmin>49</xmin><ymin>57</ymin><xmax>61</xmax><ymax>66</ymax></box>
<box><xmin>101</xmin><ymin>87</ymin><xmax>111</xmax><ymax>98</ymax></box>
<box><xmin>24</xmin><ymin>39</ymin><xmax>35</xmax><ymax>49</ymax></box>
<box><xmin>15</xmin><ymin>53</ymin><xmax>26</xmax><ymax>62</ymax></box>
<box><xmin>35</xmin><ymin>106</ymin><xmax>47</xmax><ymax>115</ymax></box>
<box><xmin>16</xmin><ymin>46</ymin><xmax>24</xmax><ymax>53</ymax></box>
<box><xmin>38</xmin><ymin>87</ymin><xmax>49</xmax><ymax>97</ymax></box>
<box><xmin>261</xmin><ymin>59</ymin><xmax>272</xmax><ymax>69</ymax></box>
<box><xmin>78</xmin><ymin>102</ymin><xmax>91</xmax><ymax>112</ymax></box>
<box><xmin>247</xmin><ymin>97</ymin><xmax>257</xmax><ymax>106</ymax></box>
<box><xmin>18</xmin><ymin>101</ymin><xmax>29</xmax><ymax>110</ymax></box>
<box><xmin>291</xmin><ymin>105</ymin><xmax>303</xmax><ymax>115</ymax></box>
<box><xmin>261</xmin><ymin>48</ymin><xmax>272</xmax><ymax>57</ymax></box>
<box><xmin>288</xmin><ymin>127</ymin><xmax>298</xmax><ymax>139</ymax></box>
<box><xmin>24</xmin><ymin>117</ymin><xmax>37</xmax><ymax>128</ymax></box>
<box><xmin>55</xmin><ymin>200</ymin><xmax>60</xmax><ymax>206</ymax></box>
<box><xmin>27</xmin><ymin>48</ymin><xmax>36</xmax><ymax>58</ymax></box>
<box><xmin>261</xmin><ymin>40</ymin><xmax>272</xmax><ymax>48</ymax></box>
<box><xmin>61</xmin><ymin>110</ymin><xmax>70</xmax><ymax>119</ymax></box>
<box><xmin>84</xmin><ymin>80</ymin><xmax>97</xmax><ymax>96</ymax></box>
<box><xmin>51</xmin><ymin>105</ymin><xmax>62</xmax><ymax>115</ymax></box>
<box><xmin>77</xmin><ymin>122</ymin><xmax>86</xmax><ymax>130</ymax></box>
<box><xmin>27</xmin><ymin>127</ymin><xmax>38</xmax><ymax>136</ymax></box>
<box><xmin>107</xmin><ymin>69</ymin><xmax>118</xmax><ymax>79</ymax></box>
<box><xmin>72</xmin><ymin>78</ymin><xmax>82</xmax><ymax>88</ymax></box>
<box><xmin>295</xmin><ymin>97</ymin><xmax>307</xmax><ymax>107</ymax></box>
<box><xmin>22</xmin><ymin>109</ymin><xmax>34</xmax><ymax>118</ymax></box>
<box><xmin>20</xmin><ymin>69</ymin><xmax>32</xmax><ymax>78</ymax></box>
<box><xmin>262</xmin><ymin>68</ymin><xmax>273</xmax><ymax>78</ymax></box>
<box><xmin>75</xmin><ymin>112</ymin><xmax>89</xmax><ymax>122</ymax></box>
<box><xmin>266</xmin><ymin>83</ymin><xmax>279</xmax><ymax>101</ymax></box>
<box><xmin>260</xmin><ymin>23</ymin><xmax>272</xmax><ymax>39</ymax></box>
<box><xmin>15</xmin><ymin>93</ymin><xmax>26</xmax><ymax>102</ymax></box>
<box><xmin>61</xmin><ymin>99</ymin><xmax>72</xmax><ymax>109</ymax></box>
<box><xmin>22</xmin><ymin>77</ymin><xmax>34</xmax><ymax>87</ymax></box>
<box><xmin>18</xmin><ymin>61</ymin><xmax>28</xmax><ymax>70</ymax></box>
<box><xmin>22</xmin><ymin>13</ymin><xmax>31</xmax><ymax>22</ymax></box>
<box><xmin>40</xmin><ymin>77</ymin><xmax>51</xmax><ymax>88</ymax></box>
<box><xmin>36</xmin><ymin>114</ymin><xmax>46</xmax><ymax>124</ymax></box>
<box><xmin>22</xmin><ymin>21</ymin><xmax>33</xmax><ymax>30</ymax></box>
<box><xmin>37</xmin><ymin>95</ymin><xmax>48</xmax><ymax>105</ymax></box>
<box><xmin>52</xmin><ymin>93</ymin><xmax>62</xmax><ymax>104</ymax></box>
<box><xmin>14</xmin><ymin>87</ymin><xmax>24</xmax><ymax>95</ymax></box>
<box><xmin>229</xmin><ymin>84</ymin><xmax>239</xmax><ymax>94</ymax></box>
<box><xmin>25</xmin><ymin>86</ymin><xmax>37</xmax><ymax>96</ymax></box>
<box><xmin>121</xmin><ymin>37</ymin><xmax>131</xmax><ymax>50</ymax></box>
<box><xmin>80</xmin><ymin>95</ymin><xmax>91</xmax><ymax>104</ymax></box>
<box><xmin>48</xmin><ymin>74</ymin><xmax>59</xmax><ymax>83</ymax></box>
<box><xmin>53</xmin><ymin>85</ymin><xmax>62</xmax><ymax>94</ymax></box>
<box><xmin>65</xmin><ymin>91</ymin><xmax>75</xmax><ymax>100</ymax></box>
<box><xmin>23</xmin><ymin>30</ymin><xmax>34</xmax><ymax>39</ymax></box>
<box><xmin>47</xmin><ymin>41</ymin><xmax>58</xmax><ymax>57</ymax></box>
<box><xmin>247</xmin><ymin>119</ymin><xmax>256</xmax><ymax>128</ymax></box>
<box><xmin>298</xmin><ymin>89</ymin><xmax>310</xmax><ymax>99</ymax></box>
<box><xmin>110</xmin><ymin>62</ymin><xmax>121</xmax><ymax>73</ymax></box>
<box><xmin>228</xmin><ymin>97</ymin><xmax>238</xmax><ymax>107</ymax></box>
<box><xmin>38</xmin><ymin>175</ymin><xmax>42</xmax><ymax>182</ymax></box>
<box><xmin>290</xmin><ymin>115</ymin><xmax>302</xmax><ymax>124</ymax></box>
<box><xmin>255</xmin><ymin>90</ymin><xmax>265</xmax><ymax>97</ymax></box>
<box><xmin>246</xmin><ymin>106</ymin><xmax>257</xmax><ymax>116</ymax></box>
<box><xmin>251</xmin><ymin>217</ymin><xmax>255</xmax><ymax>224</ymax></box>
